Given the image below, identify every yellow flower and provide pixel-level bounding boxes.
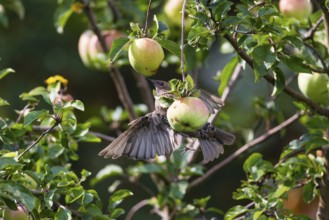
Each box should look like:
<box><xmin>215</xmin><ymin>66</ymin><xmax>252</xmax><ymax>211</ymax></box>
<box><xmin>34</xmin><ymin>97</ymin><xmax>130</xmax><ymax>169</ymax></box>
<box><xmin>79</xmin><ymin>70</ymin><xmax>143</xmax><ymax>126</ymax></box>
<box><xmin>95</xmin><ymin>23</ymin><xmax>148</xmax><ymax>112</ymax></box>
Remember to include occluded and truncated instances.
<box><xmin>45</xmin><ymin>75</ymin><xmax>69</xmax><ymax>86</ymax></box>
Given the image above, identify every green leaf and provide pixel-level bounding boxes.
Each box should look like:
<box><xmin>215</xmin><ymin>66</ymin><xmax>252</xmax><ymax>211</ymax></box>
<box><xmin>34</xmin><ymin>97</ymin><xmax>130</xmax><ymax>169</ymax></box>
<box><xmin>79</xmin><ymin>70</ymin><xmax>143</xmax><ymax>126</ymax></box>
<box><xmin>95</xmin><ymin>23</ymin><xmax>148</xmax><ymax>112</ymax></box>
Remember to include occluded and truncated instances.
<box><xmin>218</xmin><ymin>56</ymin><xmax>238</xmax><ymax>96</ymax></box>
<box><xmin>303</xmin><ymin>182</ymin><xmax>316</xmax><ymax>202</ymax></box>
<box><xmin>78</xmin><ymin>133</ymin><xmax>101</xmax><ymax>143</ymax></box>
<box><xmin>110</xmin><ymin>208</ymin><xmax>125</xmax><ymax>219</ymax></box>
<box><xmin>157</xmin><ymin>37</ymin><xmax>181</xmax><ymax>57</ymax></box>
<box><xmin>0</xmin><ymin>68</ymin><xmax>14</xmax><ymax>80</ymax></box>
<box><xmin>0</xmin><ymin>181</ymin><xmax>36</xmax><ymax>211</ymax></box>
<box><xmin>55</xmin><ymin>206</ymin><xmax>72</xmax><ymax>220</ymax></box>
<box><xmin>109</xmin><ymin>37</ymin><xmax>131</xmax><ymax>62</ymax></box>
<box><xmin>91</xmin><ymin>164</ymin><xmax>123</xmax><ymax>186</ymax></box>
<box><xmin>243</xmin><ymin>153</ymin><xmax>274</xmax><ymax>181</ymax></box>
<box><xmin>63</xmin><ymin>100</ymin><xmax>85</xmax><ymax>111</ymax></box>
<box><xmin>185</xmin><ymin>74</ymin><xmax>195</xmax><ymax>90</ymax></box>
<box><xmin>280</xmin><ymin>54</ymin><xmax>312</xmax><ymax>73</ymax></box>
<box><xmin>271</xmin><ymin>67</ymin><xmax>285</xmax><ymax>96</ymax></box>
<box><xmin>169</xmin><ymin>181</ymin><xmax>188</xmax><ymax>199</ymax></box>
<box><xmin>209</xmin><ymin>0</ymin><xmax>233</xmax><ymax>21</ymax></box>
<box><xmin>0</xmin><ymin>97</ymin><xmax>9</xmax><ymax>106</ymax></box>
<box><xmin>251</xmin><ymin>45</ymin><xmax>276</xmax><ymax>79</ymax></box>
<box><xmin>108</xmin><ymin>189</ymin><xmax>133</xmax><ymax>212</ymax></box>
<box><xmin>128</xmin><ymin>163</ymin><xmax>163</xmax><ymax>176</ymax></box>
<box><xmin>23</xmin><ymin>110</ymin><xmax>49</xmax><ymax>126</ymax></box>
<box><xmin>0</xmin><ymin>157</ymin><xmax>23</xmax><ymax>170</ymax></box>
<box><xmin>224</xmin><ymin>205</ymin><xmax>248</xmax><ymax>220</ymax></box>
<box><xmin>54</xmin><ymin>0</ymin><xmax>74</xmax><ymax>34</ymax></box>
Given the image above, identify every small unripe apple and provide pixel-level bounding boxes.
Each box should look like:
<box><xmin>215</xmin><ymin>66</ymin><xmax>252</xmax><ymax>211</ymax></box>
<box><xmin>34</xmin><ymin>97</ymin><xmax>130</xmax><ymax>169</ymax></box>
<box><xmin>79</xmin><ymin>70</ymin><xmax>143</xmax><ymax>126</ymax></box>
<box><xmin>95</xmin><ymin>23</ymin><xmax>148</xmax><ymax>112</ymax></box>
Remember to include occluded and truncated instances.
<box><xmin>167</xmin><ymin>97</ymin><xmax>210</xmax><ymax>132</ymax></box>
<box><xmin>279</xmin><ymin>0</ymin><xmax>312</xmax><ymax>20</ymax></box>
<box><xmin>128</xmin><ymin>38</ymin><xmax>164</xmax><ymax>77</ymax></box>
<box><xmin>298</xmin><ymin>72</ymin><xmax>329</xmax><ymax>105</ymax></box>
<box><xmin>4</xmin><ymin>207</ymin><xmax>28</xmax><ymax>220</ymax></box>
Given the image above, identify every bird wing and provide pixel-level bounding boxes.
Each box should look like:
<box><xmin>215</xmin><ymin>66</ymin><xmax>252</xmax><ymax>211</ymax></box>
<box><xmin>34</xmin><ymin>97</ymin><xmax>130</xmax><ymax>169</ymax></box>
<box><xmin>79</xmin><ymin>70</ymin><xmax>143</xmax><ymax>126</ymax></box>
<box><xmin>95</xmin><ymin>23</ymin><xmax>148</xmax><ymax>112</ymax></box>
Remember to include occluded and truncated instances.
<box><xmin>199</xmin><ymin>89</ymin><xmax>224</xmax><ymax>114</ymax></box>
<box><xmin>98</xmin><ymin>112</ymin><xmax>179</xmax><ymax>160</ymax></box>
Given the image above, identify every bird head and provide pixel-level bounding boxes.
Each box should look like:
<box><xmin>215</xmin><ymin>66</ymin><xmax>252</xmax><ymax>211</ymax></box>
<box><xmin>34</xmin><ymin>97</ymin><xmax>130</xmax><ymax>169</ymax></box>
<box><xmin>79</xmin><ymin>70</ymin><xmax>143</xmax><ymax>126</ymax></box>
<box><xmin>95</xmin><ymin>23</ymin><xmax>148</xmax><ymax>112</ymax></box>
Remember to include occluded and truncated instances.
<box><xmin>148</xmin><ymin>79</ymin><xmax>171</xmax><ymax>96</ymax></box>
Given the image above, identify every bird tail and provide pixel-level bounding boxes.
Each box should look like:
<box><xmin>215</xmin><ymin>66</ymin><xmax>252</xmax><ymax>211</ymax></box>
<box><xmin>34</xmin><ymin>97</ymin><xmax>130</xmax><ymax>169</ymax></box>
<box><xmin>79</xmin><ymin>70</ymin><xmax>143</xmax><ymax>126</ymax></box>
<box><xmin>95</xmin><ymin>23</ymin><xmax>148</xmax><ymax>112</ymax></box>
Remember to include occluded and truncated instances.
<box><xmin>215</xmin><ymin>128</ymin><xmax>235</xmax><ymax>145</ymax></box>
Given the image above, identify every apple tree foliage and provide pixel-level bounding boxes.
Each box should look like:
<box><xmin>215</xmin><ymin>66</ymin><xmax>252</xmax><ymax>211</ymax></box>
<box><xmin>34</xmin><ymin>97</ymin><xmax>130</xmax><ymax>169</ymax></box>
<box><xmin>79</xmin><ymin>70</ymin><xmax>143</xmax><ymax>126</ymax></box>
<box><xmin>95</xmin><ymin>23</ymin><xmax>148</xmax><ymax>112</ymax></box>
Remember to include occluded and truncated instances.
<box><xmin>1</xmin><ymin>0</ymin><xmax>329</xmax><ymax>219</ymax></box>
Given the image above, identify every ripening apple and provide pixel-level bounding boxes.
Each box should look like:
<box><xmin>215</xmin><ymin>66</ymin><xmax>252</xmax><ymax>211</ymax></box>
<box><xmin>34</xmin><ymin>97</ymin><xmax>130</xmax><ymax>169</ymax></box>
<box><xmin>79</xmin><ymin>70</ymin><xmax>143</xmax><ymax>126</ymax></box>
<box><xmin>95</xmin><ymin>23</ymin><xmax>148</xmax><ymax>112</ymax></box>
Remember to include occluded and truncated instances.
<box><xmin>3</xmin><ymin>207</ymin><xmax>28</xmax><ymax>220</ymax></box>
<box><xmin>167</xmin><ymin>97</ymin><xmax>210</xmax><ymax>132</ymax></box>
<box><xmin>279</xmin><ymin>0</ymin><xmax>312</xmax><ymax>20</ymax></box>
<box><xmin>297</xmin><ymin>72</ymin><xmax>329</xmax><ymax>105</ymax></box>
<box><xmin>128</xmin><ymin>38</ymin><xmax>164</xmax><ymax>77</ymax></box>
<box><xmin>78</xmin><ymin>29</ymin><xmax>124</xmax><ymax>71</ymax></box>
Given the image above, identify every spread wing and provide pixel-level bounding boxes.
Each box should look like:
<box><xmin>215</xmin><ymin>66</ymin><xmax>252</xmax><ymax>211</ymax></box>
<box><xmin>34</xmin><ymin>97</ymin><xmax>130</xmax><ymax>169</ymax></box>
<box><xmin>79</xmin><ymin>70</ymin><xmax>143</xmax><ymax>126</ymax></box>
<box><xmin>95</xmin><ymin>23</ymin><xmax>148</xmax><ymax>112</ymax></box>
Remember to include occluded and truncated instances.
<box><xmin>200</xmin><ymin>89</ymin><xmax>224</xmax><ymax>114</ymax></box>
<box><xmin>98</xmin><ymin>112</ymin><xmax>179</xmax><ymax>160</ymax></box>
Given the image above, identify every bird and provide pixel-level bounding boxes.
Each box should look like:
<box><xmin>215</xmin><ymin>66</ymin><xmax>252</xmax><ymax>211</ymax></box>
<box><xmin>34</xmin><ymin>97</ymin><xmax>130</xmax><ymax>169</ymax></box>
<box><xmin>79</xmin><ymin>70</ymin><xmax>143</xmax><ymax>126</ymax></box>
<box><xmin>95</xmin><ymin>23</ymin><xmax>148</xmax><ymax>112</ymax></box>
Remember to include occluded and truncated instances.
<box><xmin>98</xmin><ymin>79</ymin><xmax>235</xmax><ymax>162</ymax></box>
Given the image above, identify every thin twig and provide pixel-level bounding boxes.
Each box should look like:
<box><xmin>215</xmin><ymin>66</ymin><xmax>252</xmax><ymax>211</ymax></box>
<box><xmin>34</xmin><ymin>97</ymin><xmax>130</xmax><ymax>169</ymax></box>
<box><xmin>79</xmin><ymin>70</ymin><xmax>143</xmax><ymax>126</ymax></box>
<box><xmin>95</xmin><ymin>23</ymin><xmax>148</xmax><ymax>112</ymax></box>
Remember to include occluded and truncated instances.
<box><xmin>81</xmin><ymin>0</ymin><xmax>137</xmax><ymax>120</ymax></box>
<box><xmin>144</xmin><ymin>0</ymin><xmax>152</xmax><ymax>37</ymax></box>
<box><xmin>180</xmin><ymin>0</ymin><xmax>188</xmax><ymax>81</ymax></box>
<box><xmin>88</xmin><ymin>131</ymin><xmax>115</xmax><ymax>141</ymax></box>
<box><xmin>125</xmin><ymin>199</ymin><xmax>150</xmax><ymax>220</ymax></box>
<box><xmin>107</xmin><ymin>0</ymin><xmax>121</xmax><ymax>22</ymax></box>
<box><xmin>32</xmin><ymin>126</ymin><xmax>115</xmax><ymax>142</ymax></box>
<box><xmin>18</xmin><ymin>118</ymin><xmax>61</xmax><ymax>159</ymax></box>
<box><xmin>224</xmin><ymin>34</ymin><xmax>329</xmax><ymax>117</ymax></box>
<box><xmin>187</xmin><ymin>112</ymin><xmax>302</xmax><ymax>191</ymax></box>
<box><xmin>303</xmin><ymin>16</ymin><xmax>324</xmax><ymax>40</ymax></box>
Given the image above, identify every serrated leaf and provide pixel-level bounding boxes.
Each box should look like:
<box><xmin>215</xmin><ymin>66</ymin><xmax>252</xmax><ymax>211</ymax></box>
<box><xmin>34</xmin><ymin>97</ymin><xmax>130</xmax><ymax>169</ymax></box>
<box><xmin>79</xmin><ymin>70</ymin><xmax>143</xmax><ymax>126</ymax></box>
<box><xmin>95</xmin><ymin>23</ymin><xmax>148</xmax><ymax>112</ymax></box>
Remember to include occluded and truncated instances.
<box><xmin>0</xmin><ymin>68</ymin><xmax>14</xmax><ymax>80</ymax></box>
<box><xmin>218</xmin><ymin>56</ymin><xmax>238</xmax><ymax>95</ymax></box>
<box><xmin>0</xmin><ymin>97</ymin><xmax>9</xmax><ymax>106</ymax></box>
<box><xmin>157</xmin><ymin>38</ymin><xmax>181</xmax><ymax>57</ymax></box>
<box><xmin>109</xmin><ymin>37</ymin><xmax>131</xmax><ymax>62</ymax></box>
<box><xmin>23</xmin><ymin>110</ymin><xmax>49</xmax><ymax>126</ymax></box>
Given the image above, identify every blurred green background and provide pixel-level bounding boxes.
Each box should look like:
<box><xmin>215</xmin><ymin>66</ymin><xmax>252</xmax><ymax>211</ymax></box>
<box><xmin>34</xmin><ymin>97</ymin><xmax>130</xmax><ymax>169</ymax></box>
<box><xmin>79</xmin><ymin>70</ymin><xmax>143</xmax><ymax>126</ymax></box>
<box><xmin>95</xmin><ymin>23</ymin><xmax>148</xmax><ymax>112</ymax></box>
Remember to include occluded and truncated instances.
<box><xmin>0</xmin><ymin>1</ymin><xmax>306</xmax><ymax>219</ymax></box>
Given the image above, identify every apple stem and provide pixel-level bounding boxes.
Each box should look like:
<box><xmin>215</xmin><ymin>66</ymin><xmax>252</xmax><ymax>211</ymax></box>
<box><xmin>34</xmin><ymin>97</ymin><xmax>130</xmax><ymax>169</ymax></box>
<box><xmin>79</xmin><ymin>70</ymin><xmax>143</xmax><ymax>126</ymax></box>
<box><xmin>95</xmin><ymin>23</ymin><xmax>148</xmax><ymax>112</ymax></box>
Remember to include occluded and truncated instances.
<box><xmin>143</xmin><ymin>0</ymin><xmax>152</xmax><ymax>37</ymax></box>
<box><xmin>180</xmin><ymin>0</ymin><xmax>187</xmax><ymax>82</ymax></box>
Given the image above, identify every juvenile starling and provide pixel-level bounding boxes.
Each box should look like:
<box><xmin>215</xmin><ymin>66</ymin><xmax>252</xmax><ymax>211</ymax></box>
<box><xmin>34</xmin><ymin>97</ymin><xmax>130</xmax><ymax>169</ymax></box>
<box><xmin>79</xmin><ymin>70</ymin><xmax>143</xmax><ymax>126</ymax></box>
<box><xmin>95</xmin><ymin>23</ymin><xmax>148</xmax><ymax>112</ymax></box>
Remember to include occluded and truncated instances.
<box><xmin>98</xmin><ymin>79</ymin><xmax>235</xmax><ymax>162</ymax></box>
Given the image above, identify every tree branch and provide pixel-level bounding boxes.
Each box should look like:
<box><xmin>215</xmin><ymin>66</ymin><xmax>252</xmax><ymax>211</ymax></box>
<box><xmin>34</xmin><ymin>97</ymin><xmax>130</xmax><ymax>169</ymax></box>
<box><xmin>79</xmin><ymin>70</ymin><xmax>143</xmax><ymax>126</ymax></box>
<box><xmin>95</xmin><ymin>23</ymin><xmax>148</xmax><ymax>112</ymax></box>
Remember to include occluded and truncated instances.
<box><xmin>224</xmin><ymin>34</ymin><xmax>329</xmax><ymax>117</ymax></box>
<box><xmin>81</xmin><ymin>0</ymin><xmax>137</xmax><ymax>120</ymax></box>
<box><xmin>187</xmin><ymin>112</ymin><xmax>302</xmax><ymax>191</ymax></box>
<box><xmin>125</xmin><ymin>199</ymin><xmax>150</xmax><ymax>220</ymax></box>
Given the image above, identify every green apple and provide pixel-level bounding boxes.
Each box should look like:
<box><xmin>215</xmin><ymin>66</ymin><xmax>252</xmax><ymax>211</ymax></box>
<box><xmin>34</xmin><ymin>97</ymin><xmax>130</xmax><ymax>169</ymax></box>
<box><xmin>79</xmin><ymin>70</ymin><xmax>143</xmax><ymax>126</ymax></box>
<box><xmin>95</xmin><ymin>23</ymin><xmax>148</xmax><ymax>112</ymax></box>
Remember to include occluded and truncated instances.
<box><xmin>4</xmin><ymin>207</ymin><xmax>28</xmax><ymax>220</ymax></box>
<box><xmin>128</xmin><ymin>38</ymin><xmax>164</xmax><ymax>77</ymax></box>
<box><xmin>279</xmin><ymin>0</ymin><xmax>312</xmax><ymax>20</ymax></box>
<box><xmin>297</xmin><ymin>72</ymin><xmax>329</xmax><ymax>105</ymax></box>
<box><xmin>167</xmin><ymin>97</ymin><xmax>210</xmax><ymax>132</ymax></box>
